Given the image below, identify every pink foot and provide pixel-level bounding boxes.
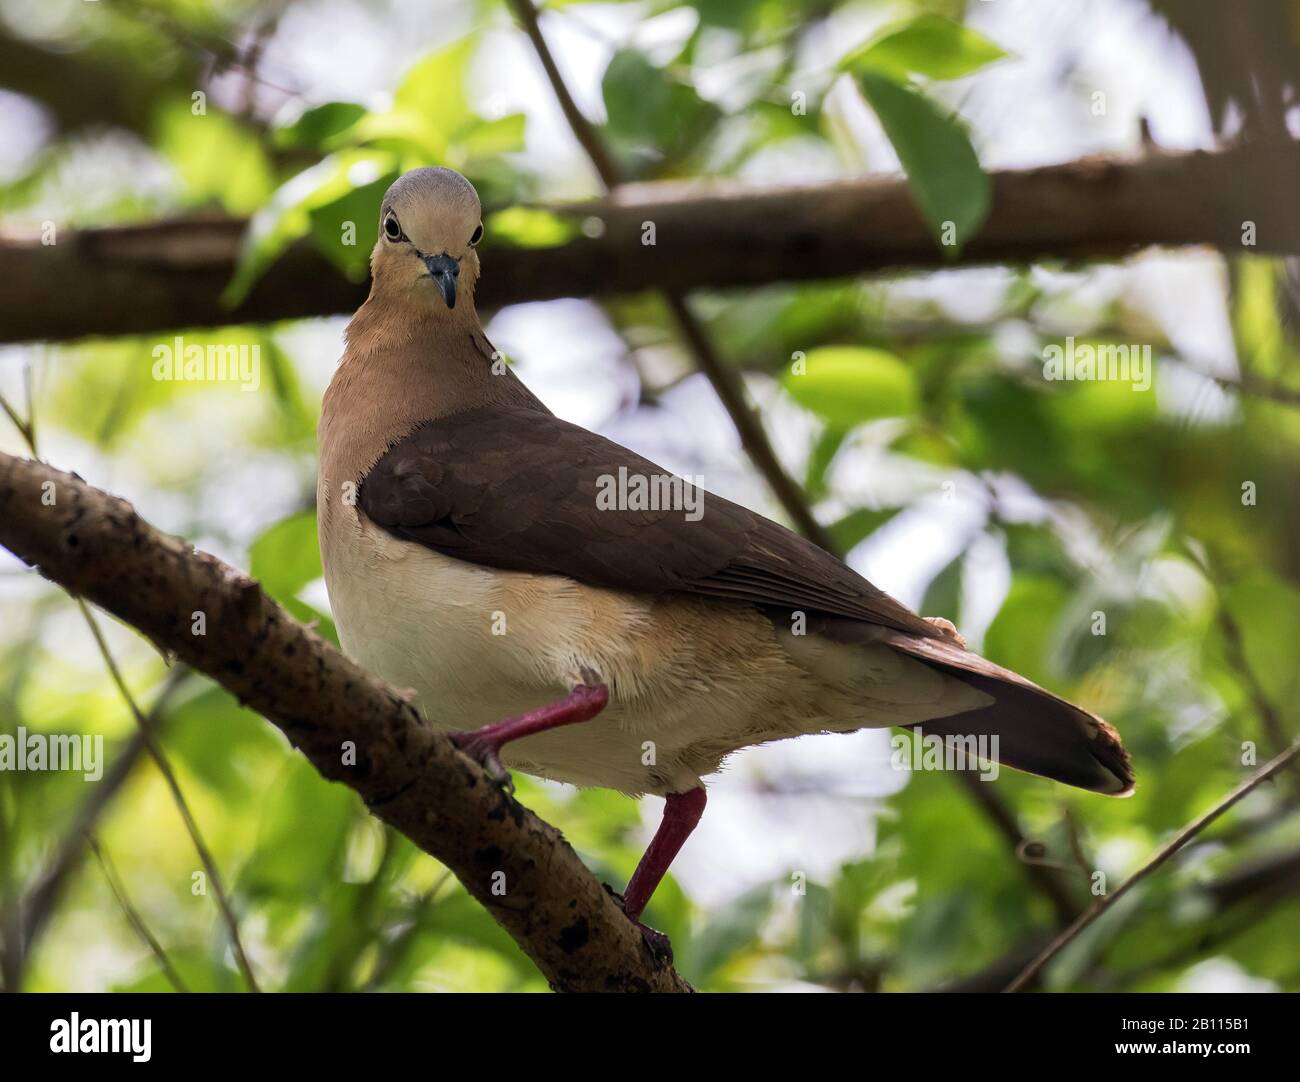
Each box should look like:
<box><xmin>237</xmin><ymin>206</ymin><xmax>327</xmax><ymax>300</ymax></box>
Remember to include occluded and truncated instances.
<box><xmin>448</xmin><ymin>681</ymin><xmax>609</xmax><ymax>793</ymax></box>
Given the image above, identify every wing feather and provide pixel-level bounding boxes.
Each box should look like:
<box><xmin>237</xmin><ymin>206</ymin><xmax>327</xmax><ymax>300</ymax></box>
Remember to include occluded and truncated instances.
<box><xmin>359</xmin><ymin>406</ymin><xmax>938</xmax><ymax>637</ymax></box>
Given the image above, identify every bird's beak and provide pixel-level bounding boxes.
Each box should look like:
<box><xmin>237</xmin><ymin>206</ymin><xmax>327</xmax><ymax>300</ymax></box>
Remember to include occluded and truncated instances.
<box><xmin>421</xmin><ymin>253</ymin><xmax>460</xmax><ymax>309</ymax></box>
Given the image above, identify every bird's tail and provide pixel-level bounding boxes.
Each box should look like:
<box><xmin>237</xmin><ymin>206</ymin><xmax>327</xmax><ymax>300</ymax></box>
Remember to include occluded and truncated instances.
<box><xmin>878</xmin><ymin>628</ymin><xmax>1134</xmax><ymax>795</ymax></box>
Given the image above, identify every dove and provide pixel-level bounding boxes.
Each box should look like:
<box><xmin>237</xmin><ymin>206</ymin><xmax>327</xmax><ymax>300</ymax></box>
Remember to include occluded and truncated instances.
<box><xmin>317</xmin><ymin>167</ymin><xmax>1133</xmax><ymax>934</ymax></box>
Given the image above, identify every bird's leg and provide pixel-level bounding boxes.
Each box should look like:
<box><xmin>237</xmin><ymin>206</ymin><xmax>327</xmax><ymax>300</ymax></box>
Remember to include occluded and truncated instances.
<box><xmin>621</xmin><ymin>787</ymin><xmax>707</xmax><ymax>927</ymax></box>
<box><xmin>448</xmin><ymin>680</ymin><xmax>609</xmax><ymax>792</ymax></box>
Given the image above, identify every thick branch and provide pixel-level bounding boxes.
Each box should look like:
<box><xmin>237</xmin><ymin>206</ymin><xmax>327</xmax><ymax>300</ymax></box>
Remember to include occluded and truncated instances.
<box><xmin>0</xmin><ymin>453</ymin><xmax>691</xmax><ymax>993</ymax></box>
<box><xmin>3</xmin><ymin>143</ymin><xmax>1297</xmax><ymax>344</ymax></box>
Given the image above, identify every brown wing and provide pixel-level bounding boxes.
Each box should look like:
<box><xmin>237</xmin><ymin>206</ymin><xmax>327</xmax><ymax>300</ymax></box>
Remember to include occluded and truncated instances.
<box><xmin>358</xmin><ymin>405</ymin><xmax>939</xmax><ymax>638</ymax></box>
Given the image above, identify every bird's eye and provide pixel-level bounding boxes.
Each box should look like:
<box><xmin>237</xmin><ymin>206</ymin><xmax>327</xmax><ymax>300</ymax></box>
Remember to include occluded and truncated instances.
<box><xmin>383</xmin><ymin>215</ymin><xmax>403</xmax><ymax>242</ymax></box>
<box><xmin>469</xmin><ymin>222</ymin><xmax>483</xmax><ymax>246</ymax></box>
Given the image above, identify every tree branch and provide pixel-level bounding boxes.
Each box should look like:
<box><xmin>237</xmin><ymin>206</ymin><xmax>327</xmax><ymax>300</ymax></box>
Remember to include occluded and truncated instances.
<box><xmin>3</xmin><ymin>143</ymin><xmax>1297</xmax><ymax>344</ymax></box>
<box><xmin>0</xmin><ymin>453</ymin><xmax>692</xmax><ymax>993</ymax></box>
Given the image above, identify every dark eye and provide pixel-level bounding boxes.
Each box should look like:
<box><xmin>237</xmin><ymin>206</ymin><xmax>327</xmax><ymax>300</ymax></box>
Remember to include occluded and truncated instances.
<box><xmin>469</xmin><ymin>222</ymin><xmax>483</xmax><ymax>246</ymax></box>
<box><xmin>383</xmin><ymin>215</ymin><xmax>403</xmax><ymax>241</ymax></box>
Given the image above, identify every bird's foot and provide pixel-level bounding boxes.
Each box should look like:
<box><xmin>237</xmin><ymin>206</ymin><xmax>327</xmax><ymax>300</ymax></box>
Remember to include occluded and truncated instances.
<box><xmin>925</xmin><ymin>616</ymin><xmax>967</xmax><ymax>649</ymax></box>
<box><xmin>446</xmin><ymin>681</ymin><xmax>610</xmax><ymax>795</ymax></box>
<box><xmin>606</xmin><ymin>885</ymin><xmax>674</xmax><ymax>965</ymax></box>
<box><xmin>447</xmin><ymin>730</ymin><xmax>514</xmax><ymax>794</ymax></box>
<box><xmin>635</xmin><ymin>922</ymin><xmax>674</xmax><ymax>965</ymax></box>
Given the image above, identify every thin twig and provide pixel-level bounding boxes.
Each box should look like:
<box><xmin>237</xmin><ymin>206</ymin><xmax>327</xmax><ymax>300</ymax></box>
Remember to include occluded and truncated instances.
<box><xmin>505</xmin><ymin>0</ymin><xmax>834</xmax><ymax>550</ymax></box>
<box><xmin>1004</xmin><ymin>734</ymin><xmax>1300</xmax><ymax>992</ymax></box>
<box><xmin>1212</xmin><ymin>371</ymin><xmax>1300</xmax><ymax>409</ymax></box>
<box><xmin>362</xmin><ymin>867</ymin><xmax>457</xmax><ymax>992</ymax></box>
<box><xmin>79</xmin><ymin>603</ymin><xmax>261</xmax><ymax>992</ymax></box>
<box><xmin>1217</xmin><ymin>604</ymin><xmax>1291</xmax><ymax>756</ymax></box>
<box><xmin>18</xmin><ymin>666</ymin><xmax>191</xmax><ymax>967</ymax></box>
<box><xmin>0</xmin><ymin>395</ymin><xmax>32</xmax><ymax>448</ymax></box>
<box><xmin>506</xmin><ymin>0</ymin><xmax>620</xmax><ymax>189</ymax></box>
<box><xmin>663</xmin><ymin>292</ymin><xmax>835</xmax><ymax>548</ymax></box>
<box><xmin>0</xmin><ymin>389</ymin><xmax>259</xmax><ymax>992</ymax></box>
<box><xmin>86</xmin><ymin>834</ymin><xmax>190</xmax><ymax>993</ymax></box>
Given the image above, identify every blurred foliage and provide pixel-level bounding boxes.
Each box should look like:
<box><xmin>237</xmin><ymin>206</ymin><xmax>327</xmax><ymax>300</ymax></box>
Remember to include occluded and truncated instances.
<box><xmin>2</xmin><ymin>0</ymin><xmax>1299</xmax><ymax>995</ymax></box>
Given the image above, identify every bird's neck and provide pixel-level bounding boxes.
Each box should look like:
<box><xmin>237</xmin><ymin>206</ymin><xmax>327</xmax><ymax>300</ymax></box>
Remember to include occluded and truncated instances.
<box><xmin>321</xmin><ymin>294</ymin><xmax>548</xmax><ymax>492</ymax></box>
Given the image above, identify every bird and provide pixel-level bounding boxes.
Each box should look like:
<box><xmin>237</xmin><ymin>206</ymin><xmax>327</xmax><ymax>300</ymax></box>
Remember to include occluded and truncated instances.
<box><xmin>317</xmin><ymin>166</ymin><xmax>1134</xmax><ymax>940</ymax></box>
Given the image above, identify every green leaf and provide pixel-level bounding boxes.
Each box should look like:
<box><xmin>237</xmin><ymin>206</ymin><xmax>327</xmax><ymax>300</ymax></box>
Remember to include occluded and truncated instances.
<box><xmin>681</xmin><ymin>883</ymin><xmax>773</xmax><ymax>981</ymax></box>
<box><xmin>782</xmin><ymin>346</ymin><xmax>917</xmax><ymax>428</ymax></box>
<box><xmin>1221</xmin><ymin>571</ymin><xmax>1300</xmax><ymax>707</ymax></box>
<box><xmin>224</xmin><ymin>150</ymin><xmax>394</xmax><ymax>305</ymax></box>
<box><xmin>460</xmin><ymin>113</ymin><xmax>527</xmax><ymax>161</ymax></box>
<box><xmin>307</xmin><ymin>168</ymin><xmax>399</xmax><ymax>280</ymax></box>
<box><xmin>168</xmin><ymin>686</ymin><xmax>282</xmax><ymax>800</ymax></box>
<box><xmin>842</xmin><ymin>15</ymin><xmax>1009</xmax><ymax>82</ymax></box>
<box><xmin>602</xmin><ymin>48</ymin><xmax>720</xmax><ymax>171</ymax></box>
<box><xmin>249</xmin><ymin>510</ymin><xmax>338</xmax><ymax>645</ymax></box>
<box><xmin>274</xmin><ymin>102</ymin><xmax>366</xmax><ymax>150</ymax></box>
<box><xmin>391</xmin><ymin>37</ymin><xmax>476</xmax><ymax>143</ymax></box>
<box><xmin>855</xmin><ymin>71</ymin><xmax>989</xmax><ymax>252</ymax></box>
<box><xmin>240</xmin><ymin>757</ymin><xmax>358</xmax><ymax>898</ymax></box>
<box><xmin>250</xmin><ymin>510</ymin><xmax>321</xmax><ymax>601</ymax></box>
<box><xmin>983</xmin><ymin>575</ymin><xmax>1070</xmax><ymax>686</ymax></box>
<box><xmin>920</xmin><ymin>552</ymin><xmax>963</xmax><ymax>623</ymax></box>
<box><xmin>804</xmin><ymin>427</ymin><xmax>847</xmax><ymax>500</ymax></box>
<box><xmin>484</xmin><ymin>206</ymin><xmax>580</xmax><ymax>249</ymax></box>
<box><xmin>155</xmin><ymin>102</ymin><xmax>274</xmax><ymax>215</ymax></box>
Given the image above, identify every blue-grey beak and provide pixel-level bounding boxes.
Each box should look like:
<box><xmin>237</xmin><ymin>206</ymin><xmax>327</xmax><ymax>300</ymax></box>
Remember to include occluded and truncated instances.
<box><xmin>421</xmin><ymin>253</ymin><xmax>460</xmax><ymax>309</ymax></box>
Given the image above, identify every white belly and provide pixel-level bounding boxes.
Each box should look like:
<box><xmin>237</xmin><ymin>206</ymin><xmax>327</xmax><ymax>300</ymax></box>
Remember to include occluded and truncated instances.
<box><xmin>320</xmin><ymin>507</ymin><xmax>991</xmax><ymax>795</ymax></box>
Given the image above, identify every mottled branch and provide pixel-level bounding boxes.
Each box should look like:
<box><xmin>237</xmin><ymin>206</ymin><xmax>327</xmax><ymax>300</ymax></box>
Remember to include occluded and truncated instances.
<box><xmin>0</xmin><ymin>452</ymin><xmax>692</xmax><ymax>993</ymax></box>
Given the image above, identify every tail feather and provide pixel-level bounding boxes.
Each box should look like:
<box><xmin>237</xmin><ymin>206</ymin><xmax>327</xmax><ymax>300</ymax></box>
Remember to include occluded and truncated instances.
<box><xmin>879</xmin><ymin>629</ymin><xmax>1134</xmax><ymax>796</ymax></box>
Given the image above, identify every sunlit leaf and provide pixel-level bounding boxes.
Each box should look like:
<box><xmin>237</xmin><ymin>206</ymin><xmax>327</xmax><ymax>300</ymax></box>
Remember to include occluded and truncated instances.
<box><xmin>155</xmin><ymin>101</ymin><xmax>274</xmax><ymax>215</ymax></box>
<box><xmin>224</xmin><ymin>150</ymin><xmax>395</xmax><ymax>305</ymax></box>
<box><xmin>782</xmin><ymin>346</ymin><xmax>918</xmax><ymax>428</ymax></box>
<box><xmin>484</xmin><ymin>206</ymin><xmax>580</xmax><ymax>249</ymax></box>
<box><xmin>842</xmin><ymin>15</ymin><xmax>1009</xmax><ymax>82</ymax></box>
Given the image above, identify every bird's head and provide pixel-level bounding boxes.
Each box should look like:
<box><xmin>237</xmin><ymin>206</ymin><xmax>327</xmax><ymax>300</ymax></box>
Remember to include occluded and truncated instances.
<box><xmin>370</xmin><ymin>167</ymin><xmax>483</xmax><ymax>314</ymax></box>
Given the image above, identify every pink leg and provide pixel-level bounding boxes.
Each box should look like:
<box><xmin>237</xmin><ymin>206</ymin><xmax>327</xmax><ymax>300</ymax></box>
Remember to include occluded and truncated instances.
<box><xmin>622</xmin><ymin>787</ymin><xmax>707</xmax><ymax>923</ymax></box>
<box><xmin>449</xmin><ymin>683</ymin><xmax>609</xmax><ymax>790</ymax></box>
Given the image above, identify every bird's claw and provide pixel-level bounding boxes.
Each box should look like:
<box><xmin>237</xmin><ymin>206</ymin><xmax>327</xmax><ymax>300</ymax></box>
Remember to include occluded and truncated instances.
<box><xmin>635</xmin><ymin>922</ymin><xmax>674</xmax><ymax>965</ymax></box>
<box><xmin>449</xmin><ymin>730</ymin><xmax>515</xmax><ymax>794</ymax></box>
<box><xmin>605</xmin><ymin>885</ymin><xmax>674</xmax><ymax>964</ymax></box>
